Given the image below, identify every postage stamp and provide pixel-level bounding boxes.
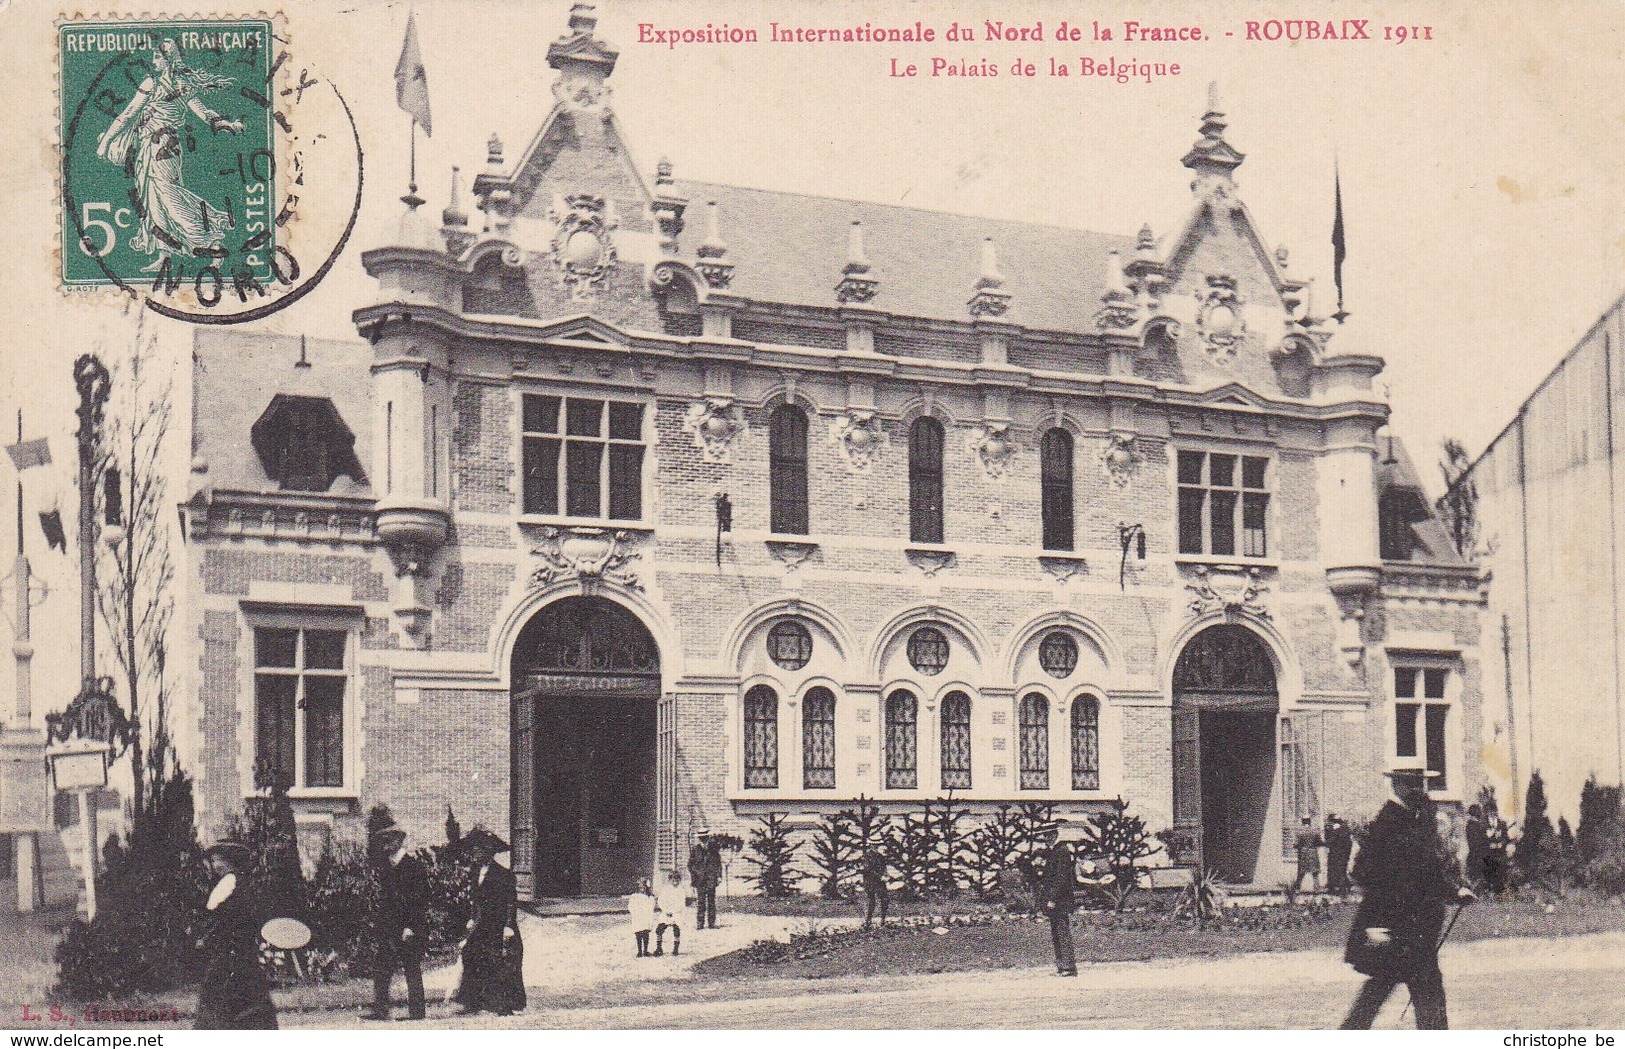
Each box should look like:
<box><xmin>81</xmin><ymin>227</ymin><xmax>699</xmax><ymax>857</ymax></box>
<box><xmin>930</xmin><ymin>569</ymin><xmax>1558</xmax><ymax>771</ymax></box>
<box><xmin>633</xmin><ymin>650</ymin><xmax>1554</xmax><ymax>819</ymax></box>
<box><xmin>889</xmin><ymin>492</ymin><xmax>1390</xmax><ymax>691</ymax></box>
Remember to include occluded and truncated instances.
<box><xmin>59</xmin><ymin>19</ymin><xmax>276</xmax><ymax>291</ymax></box>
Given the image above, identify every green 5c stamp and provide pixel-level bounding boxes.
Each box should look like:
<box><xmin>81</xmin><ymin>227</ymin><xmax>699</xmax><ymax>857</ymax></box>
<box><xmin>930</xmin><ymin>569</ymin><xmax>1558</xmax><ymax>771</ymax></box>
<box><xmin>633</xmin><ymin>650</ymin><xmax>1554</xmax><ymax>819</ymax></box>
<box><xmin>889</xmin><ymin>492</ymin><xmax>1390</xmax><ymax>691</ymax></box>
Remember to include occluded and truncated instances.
<box><xmin>61</xmin><ymin>20</ymin><xmax>276</xmax><ymax>292</ymax></box>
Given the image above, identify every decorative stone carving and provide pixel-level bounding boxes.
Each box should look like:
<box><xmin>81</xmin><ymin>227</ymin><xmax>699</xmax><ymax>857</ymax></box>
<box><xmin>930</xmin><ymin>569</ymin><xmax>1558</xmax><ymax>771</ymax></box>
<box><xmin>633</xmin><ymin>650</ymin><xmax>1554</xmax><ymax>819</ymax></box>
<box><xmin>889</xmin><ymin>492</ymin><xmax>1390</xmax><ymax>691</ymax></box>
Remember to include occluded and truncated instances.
<box><xmin>695</xmin><ymin>201</ymin><xmax>734</xmax><ymax>288</ymax></box>
<box><xmin>530</xmin><ymin>525</ymin><xmax>642</xmax><ymax>592</ymax></box>
<box><xmin>967</xmin><ymin>238</ymin><xmax>1011</xmax><ymax>317</ymax></box>
<box><xmin>547</xmin><ymin>193</ymin><xmax>618</xmax><ymax>301</ymax></box>
<box><xmin>682</xmin><ymin>397</ymin><xmax>746</xmax><ymax>463</ymax></box>
<box><xmin>1195</xmin><ymin>274</ymin><xmax>1247</xmax><ymax>364</ymax></box>
<box><xmin>906</xmin><ymin>548</ymin><xmax>956</xmax><ymax>578</ymax></box>
<box><xmin>967</xmin><ymin>421</ymin><xmax>1015</xmax><ymax>479</ymax></box>
<box><xmin>830</xmin><ymin>409</ymin><xmax>886</xmax><ymax>472</ymax></box>
<box><xmin>835</xmin><ymin>220</ymin><xmax>879</xmax><ymax>304</ymax></box>
<box><xmin>1039</xmin><ymin>555</ymin><xmax>1089</xmax><ymax>585</ymax></box>
<box><xmin>1101</xmin><ymin>433</ymin><xmax>1139</xmax><ymax>487</ymax></box>
<box><xmin>1335</xmin><ymin>598</ymin><xmax>1367</xmax><ymax>676</ymax></box>
<box><xmin>1185</xmin><ymin>564</ymin><xmax>1271</xmax><ymax>619</ymax></box>
<box><xmin>765</xmin><ymin>539</ymin><xmax>818</xmax><ymax>574</ymax></box>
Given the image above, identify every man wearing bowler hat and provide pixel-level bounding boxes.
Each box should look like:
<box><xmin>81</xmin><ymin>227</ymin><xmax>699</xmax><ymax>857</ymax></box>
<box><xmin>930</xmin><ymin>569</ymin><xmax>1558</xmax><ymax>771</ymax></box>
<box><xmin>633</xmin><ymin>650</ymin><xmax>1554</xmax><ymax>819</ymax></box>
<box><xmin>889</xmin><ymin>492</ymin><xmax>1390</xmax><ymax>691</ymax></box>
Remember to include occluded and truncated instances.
<box><xmin>1039</xmin><ymin>818</ymin><xmax>1080</xmax><ymax>977</ymax></box>
<box><xmin>1341</xmin><ymin>764</ymin><xmax>1474</xmax><ymax>1029</ymax></box>
<box><xmin>687</xmin><ymin>827</ymin><xmax>723</xmax><ymax>931</ymax></box>
<box><xmin>362</xmin><ymin>818</ymin><xmax>429</xmax><ymax>1022</ymax></box>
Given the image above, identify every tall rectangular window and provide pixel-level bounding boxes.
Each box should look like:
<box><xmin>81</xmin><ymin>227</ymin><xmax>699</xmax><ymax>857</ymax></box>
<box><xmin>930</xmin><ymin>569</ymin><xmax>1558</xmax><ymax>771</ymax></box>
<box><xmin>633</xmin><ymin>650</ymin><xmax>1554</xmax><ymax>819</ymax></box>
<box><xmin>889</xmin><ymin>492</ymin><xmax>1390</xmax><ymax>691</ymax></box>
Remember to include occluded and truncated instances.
<box><xmin>1040</xmin><ymin>429</ymin><xmax>1074</xmax><ymax>551</ymax></box>
<box><xmin>909</xmin><ymin>417</ymin><xmax>945</xmax><ymax>544</ymax></box>
<box><xmin>743</xmin><ymin>685</ymin><xmax>779</xmax><ymax>789</ymax></box>
<box><xmin>521</xmin><ymin>395</ymin><xmax>645</xmax><ymax>520</ymax></box>
<box><xmin>940</xmin><ymin>691</ymin><xmax>972</xmax><ymax>790</ymax></box>
<box><xmin>802</xmin><ymin>687</ymin><xmax>836</xmax><ymax>789</ymax></box>
<box><xmin>1019</xmin><ymin>693</ymin><xmax>1050</xmax><ymax>790</ymax></box>
<box><xmin>1070</xmin><ymin>697</ymin><xmax>1100</xmax><ymax>791</ymax></box>
<box><xmin>1177</xmin><ymin>450</ymin><xmax>1270</xmax><ymax>557</ymax></box>
<box><xmin>254</xmin><ymin>626</ymin><xmax>349</xmax><ymax>790</ymax></box>
<box><xmin>769</xmin><ymin>405</ymin><xmax>810</xmax><ymax>535</ymax></box>
<box><xmin>885</xmin><ymin>690</ymin><xmax>919</xmax><ymax>790</ymax></box>
<box><xmin>1393</xmin><ymin>665</ymin><xmax>1451</xmax><ymax>792</ymax></box>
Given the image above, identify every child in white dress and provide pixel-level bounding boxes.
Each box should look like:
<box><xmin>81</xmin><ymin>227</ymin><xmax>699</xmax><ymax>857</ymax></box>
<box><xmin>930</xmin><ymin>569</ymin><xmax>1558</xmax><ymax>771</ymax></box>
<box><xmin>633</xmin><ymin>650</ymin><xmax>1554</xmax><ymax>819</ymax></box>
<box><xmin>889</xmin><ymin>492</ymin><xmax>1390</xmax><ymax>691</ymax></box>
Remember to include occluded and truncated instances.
<box><xmin>628</xmin><ymin>878</ymin><xmax>656</xmax><ymax>958</ymax></box>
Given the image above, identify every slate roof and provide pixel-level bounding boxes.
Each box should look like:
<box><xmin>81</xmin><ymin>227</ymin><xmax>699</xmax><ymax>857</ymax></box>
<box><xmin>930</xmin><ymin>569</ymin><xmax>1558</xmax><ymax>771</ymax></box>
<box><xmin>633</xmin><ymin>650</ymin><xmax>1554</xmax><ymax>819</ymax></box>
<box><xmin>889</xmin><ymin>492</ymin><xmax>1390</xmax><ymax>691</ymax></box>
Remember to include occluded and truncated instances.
<box><xmin>1379</xmin><ymin>435</ymin><xmax>1466</xmax><ymax>566</ymax></box>
<box><xmin>675</xmin><ymin>180</ymin><xmax>1136</xmax><ymax>332</ymax></box>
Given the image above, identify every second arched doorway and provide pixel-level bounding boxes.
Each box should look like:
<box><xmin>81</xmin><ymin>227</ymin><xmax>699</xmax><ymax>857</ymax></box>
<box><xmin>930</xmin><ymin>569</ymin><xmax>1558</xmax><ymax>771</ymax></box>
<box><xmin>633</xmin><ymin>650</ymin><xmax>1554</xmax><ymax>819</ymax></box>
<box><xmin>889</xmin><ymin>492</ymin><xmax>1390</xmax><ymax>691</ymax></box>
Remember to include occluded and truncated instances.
<box><xmin>1171</xmin><ymin>623</ymin><xmax>1280</xmax><ymax>884</ymax></box>
<box><xmin>511</xmin><ymin>596</ymin><xmax>660</xmax><ymax>900</ymax></box>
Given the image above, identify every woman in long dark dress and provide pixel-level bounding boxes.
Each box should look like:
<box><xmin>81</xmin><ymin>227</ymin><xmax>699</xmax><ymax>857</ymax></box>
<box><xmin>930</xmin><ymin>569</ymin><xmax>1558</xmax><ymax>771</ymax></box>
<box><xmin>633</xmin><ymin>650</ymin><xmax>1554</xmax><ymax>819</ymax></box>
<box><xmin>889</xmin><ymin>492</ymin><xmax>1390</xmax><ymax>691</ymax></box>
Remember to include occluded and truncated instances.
<box><xmin>194</xmin><ymin>840</ymin><xmax>277</xmax><ymax>1030</ymax></box>
<box><xmin>452</xmin><ymin>828</ymin><xmax>526</xmax><ymax>1016</ymax></box>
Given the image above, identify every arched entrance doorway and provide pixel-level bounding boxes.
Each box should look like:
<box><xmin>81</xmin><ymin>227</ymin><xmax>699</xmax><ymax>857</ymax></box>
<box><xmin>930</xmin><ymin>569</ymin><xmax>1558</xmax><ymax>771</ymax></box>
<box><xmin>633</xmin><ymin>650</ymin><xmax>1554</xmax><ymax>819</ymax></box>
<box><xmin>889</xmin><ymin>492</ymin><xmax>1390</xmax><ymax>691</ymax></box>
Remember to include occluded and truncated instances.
<box><xmin>511</xmin><ymin>596</ymin><xmax>659</xmax><ymax>900</ymax></box>
<box><xmin>1171</xmin><ymin>624</ymin><xmax>1279</xmax><ymax>884</ymax></box>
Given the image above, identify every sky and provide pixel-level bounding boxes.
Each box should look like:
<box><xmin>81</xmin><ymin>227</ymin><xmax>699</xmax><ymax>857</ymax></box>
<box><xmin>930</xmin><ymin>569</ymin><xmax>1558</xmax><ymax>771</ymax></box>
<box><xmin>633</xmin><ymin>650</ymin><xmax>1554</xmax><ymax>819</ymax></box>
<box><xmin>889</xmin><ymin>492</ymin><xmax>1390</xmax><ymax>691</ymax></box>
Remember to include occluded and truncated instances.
<box><xmin>0</xmin><ymin>0</ymin><xmax>1622</xmax><ymax>723</ymax></box>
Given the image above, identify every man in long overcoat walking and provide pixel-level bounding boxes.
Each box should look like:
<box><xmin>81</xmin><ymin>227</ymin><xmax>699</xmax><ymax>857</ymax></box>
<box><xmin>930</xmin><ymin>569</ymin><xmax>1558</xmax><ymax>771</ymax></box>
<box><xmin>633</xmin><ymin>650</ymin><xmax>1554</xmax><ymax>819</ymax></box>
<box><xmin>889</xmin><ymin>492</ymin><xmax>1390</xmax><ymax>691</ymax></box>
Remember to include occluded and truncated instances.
<box><xmin>362</xmin><ymin>819</ymin><xmax>430</xmax><ymax>1022</ymax></box>
<box><xmin>1341</xmin><ymin>766</ymin><xmax>1473</xmax><ymax>1029</ymax></box>
<box><xmin>1039</xmin><ymin>823</ymin><xmax>1079</xmax><ymax>977</ymax></box>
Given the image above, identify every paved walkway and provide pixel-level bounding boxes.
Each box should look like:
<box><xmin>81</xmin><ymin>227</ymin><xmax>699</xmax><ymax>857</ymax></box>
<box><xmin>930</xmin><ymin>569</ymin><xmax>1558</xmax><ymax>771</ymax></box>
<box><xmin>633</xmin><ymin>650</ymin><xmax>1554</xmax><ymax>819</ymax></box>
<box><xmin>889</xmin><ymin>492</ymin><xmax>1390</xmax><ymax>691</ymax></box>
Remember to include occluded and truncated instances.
<box><xmin>421</xmin><ymin>910</ymin><xmax>858</xmax><ymax>1000</ymax></box>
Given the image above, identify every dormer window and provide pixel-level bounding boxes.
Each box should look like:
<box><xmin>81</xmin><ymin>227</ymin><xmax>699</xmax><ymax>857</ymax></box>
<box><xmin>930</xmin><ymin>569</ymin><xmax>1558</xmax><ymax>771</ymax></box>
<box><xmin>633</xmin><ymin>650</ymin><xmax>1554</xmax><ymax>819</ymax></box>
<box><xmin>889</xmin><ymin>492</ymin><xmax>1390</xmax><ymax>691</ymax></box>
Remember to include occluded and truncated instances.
<box><xmin>250</xmin><ymin>395</ymin><xmax>363</xmax><ymax>493</ymax></box>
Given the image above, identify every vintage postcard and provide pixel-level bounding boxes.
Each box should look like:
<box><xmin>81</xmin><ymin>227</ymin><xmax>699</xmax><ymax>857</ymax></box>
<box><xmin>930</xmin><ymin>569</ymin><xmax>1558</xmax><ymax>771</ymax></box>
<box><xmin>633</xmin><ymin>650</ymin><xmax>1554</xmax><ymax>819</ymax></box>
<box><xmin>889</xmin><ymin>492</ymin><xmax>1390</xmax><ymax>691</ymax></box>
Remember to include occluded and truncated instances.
<box><xmin>0</xmin><ymin>0</ymin><xmax>1622</xmax><ymax>1035</ymax></box>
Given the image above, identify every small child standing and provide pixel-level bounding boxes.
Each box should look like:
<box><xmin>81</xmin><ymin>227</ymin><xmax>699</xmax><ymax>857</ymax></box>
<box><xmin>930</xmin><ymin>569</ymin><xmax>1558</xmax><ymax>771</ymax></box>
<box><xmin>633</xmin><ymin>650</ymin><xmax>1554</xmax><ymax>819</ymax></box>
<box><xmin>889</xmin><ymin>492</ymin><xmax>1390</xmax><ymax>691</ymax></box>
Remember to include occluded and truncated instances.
<box><xmin>628</xmin><ymin>878</ymin><xmax>656</xmax><ymax>958</ymax></box>
<box><xmin>653</xmin><ymin>869</ymin><xmax>691</xmax><ymax>957</ymax></box>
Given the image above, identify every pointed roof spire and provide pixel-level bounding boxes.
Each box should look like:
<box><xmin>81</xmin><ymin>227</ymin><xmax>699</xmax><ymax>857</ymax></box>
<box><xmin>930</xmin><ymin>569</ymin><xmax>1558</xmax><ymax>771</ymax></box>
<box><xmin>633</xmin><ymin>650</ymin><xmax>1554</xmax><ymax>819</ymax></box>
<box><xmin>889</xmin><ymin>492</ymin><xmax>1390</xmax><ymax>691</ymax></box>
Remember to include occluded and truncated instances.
<box><xmin>695</xmin><ymin>201</ymin><xmax>734</xmax><ymax>289</ymax></box>
<box><xmin>442</xmin><ymin>166</ymin><xmax>468</xmax><ymax>228</ymax></box>
<box><xmin>1182</xmin><ymin>80</ymin><xmax>1245</xmax><ymax>189</ymax></box>
<box><xmin>548</xmin><ymin>2</ymin><xmax>618</xmax><ymax>110</ymax></box>
<box><xmin>968</xmin><ymin>237</ymin><xmax>1011</xmax><ymax>317</ymax></box>
<box><xmin>836</xmin><ymin>220</ymin><xmax>878</xmax><ymax>304</ymax></box>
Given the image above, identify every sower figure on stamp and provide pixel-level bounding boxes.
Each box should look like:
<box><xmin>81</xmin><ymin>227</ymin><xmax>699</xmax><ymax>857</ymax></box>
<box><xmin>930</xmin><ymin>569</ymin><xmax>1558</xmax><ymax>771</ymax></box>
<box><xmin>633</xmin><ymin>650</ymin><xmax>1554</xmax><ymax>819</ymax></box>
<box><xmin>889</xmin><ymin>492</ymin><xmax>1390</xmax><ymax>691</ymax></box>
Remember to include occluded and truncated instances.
<box><xmin>194</xmin><ymin>837</ymin><xmax>277</xmax><ymax>1030</ymax></box>
<box><xmin>688</xmin><ymin>829</ymin><xmax>722</xmax><ymax>931</ymax></box>
<box><xmin>861</xmin><ymin>846</ymin><xmax>890</xmax><ymax>929</ymax></box>
<box><xmin>452</xmin><ymin>828</ymin><xmax>526</xmax><ymax>1017</ymax></box>
<box><xmin>1341</xmin><ymin>765</ymin><xmax>1474</xmax><ymax>1030</ymax></box>
<box><xmin>362</xmin><ymin>818</ymin><xmax>430</xmax><ymax>1022</ymax></box>
<box><xmin>1039</xmin><ymin>821</ymin><xmax>1079</xmax><ymax>977</ymax></box>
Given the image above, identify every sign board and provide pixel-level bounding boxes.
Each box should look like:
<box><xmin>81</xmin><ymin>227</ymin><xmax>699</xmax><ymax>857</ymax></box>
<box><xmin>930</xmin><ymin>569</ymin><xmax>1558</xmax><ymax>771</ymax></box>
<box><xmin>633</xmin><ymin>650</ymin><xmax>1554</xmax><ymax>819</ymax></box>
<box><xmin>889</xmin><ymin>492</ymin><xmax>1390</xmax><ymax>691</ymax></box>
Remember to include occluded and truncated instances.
<box><xmin>47</xmin><ymin>741</ymin><xmax>110</xmax><ymax>792</ymax></box>
<box><xmin>524</xmin><ymin>673</ymin><xmax>659</xmax><ymax>698</ymax></box>
<box><xmin>0</xmin><ymin>732</ymin><xmax>52</xmax><ymax>833</ymax></box>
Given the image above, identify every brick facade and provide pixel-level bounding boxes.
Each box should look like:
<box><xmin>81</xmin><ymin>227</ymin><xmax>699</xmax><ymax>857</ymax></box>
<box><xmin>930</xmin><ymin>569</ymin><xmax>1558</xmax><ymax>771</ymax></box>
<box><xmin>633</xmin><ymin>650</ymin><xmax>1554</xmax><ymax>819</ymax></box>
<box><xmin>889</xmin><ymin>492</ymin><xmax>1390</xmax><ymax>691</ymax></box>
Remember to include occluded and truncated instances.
<box><xmin>178</xmin><ymin>8</ymin><xmax>1484</xmax><ymax>895</ymax></box>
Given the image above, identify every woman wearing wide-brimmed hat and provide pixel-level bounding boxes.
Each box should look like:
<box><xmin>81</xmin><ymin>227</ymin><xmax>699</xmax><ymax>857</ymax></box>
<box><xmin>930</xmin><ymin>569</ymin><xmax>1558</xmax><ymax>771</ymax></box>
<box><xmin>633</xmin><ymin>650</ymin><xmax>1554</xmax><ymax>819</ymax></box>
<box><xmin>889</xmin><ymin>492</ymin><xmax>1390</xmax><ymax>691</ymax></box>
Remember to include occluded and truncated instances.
<box><xmin>193</xmin><ymin>837</ymin><xmax>278</xmax><ymax>1030</ymax></box>
<box><xmin>451</xmin><ymin>827</ymin><xmax>526</xmax><ymax>1016</ymax></box>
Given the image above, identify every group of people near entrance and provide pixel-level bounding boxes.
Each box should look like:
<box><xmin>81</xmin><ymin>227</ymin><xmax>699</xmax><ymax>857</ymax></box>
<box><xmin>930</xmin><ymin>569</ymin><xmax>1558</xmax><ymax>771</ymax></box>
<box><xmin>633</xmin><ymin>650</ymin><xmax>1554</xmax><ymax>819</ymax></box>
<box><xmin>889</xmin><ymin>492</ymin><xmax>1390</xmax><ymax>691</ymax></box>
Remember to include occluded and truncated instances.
<box><xmin>193</xmin><ymin>816</ymin><xmax>526</xmax><ymax>1029</ymax></box>
<box><xmin>625</xmin><ymin>831</ymin><xmax>727</xmax><ymax>957</ymax></box>
<box><xmin>196</xmin><ymin>763</ymin><xmax>1478</xmax><ymax>1030</ymax></box>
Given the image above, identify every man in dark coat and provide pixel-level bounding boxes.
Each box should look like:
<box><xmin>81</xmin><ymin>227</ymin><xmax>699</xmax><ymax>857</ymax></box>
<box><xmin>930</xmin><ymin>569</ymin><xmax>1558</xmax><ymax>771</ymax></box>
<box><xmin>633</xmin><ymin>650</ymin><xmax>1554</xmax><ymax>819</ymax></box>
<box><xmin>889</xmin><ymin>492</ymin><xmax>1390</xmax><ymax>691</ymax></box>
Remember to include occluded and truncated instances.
<box><xmin>1325</xmin><ymin>814</ymin><xmax>1354</xmax><ymax>896</ymax></box>
<box><xmin>860</xmin><ymin>847</ymin><xmax>890</xmax><ymax>929</ymax></box>
<box><xmin>687</xmin><ymin>830</ymin><xmax>722</xmax><ymax>931</ymax></box>
<box><xmin>453</xmin><ymin>828</ymin><xmax>526</xmax><ymax>1016</ymax></box>
<box><xmin>362</xmin><ymin>820</ymin><xmax>429</xmax><ymax>1022</ymax></box>
<box><xmin>194</xmin><ymin>839</ymin><xmax>277</xmax><ymax>1030</ymax></box>
<box><xmin>1039</xmin><ymin>825</ymin><xmax>1078</xmax><ymax>977</ymax></box>
<box><xmin>1341</xmin><ymin>768</ymin><xmax>1474</xmax><ymax>1030</ymax></box>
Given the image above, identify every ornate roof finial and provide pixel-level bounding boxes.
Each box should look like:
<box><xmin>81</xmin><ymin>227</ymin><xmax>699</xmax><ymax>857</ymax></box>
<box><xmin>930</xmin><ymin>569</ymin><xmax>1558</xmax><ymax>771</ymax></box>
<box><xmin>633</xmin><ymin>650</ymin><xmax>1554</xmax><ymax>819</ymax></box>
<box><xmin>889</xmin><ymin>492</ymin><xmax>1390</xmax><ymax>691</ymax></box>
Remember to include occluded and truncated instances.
<box><xmin>695</xmin><ymin>201</ymin><xmax>734</xmax><ymax>288</ymax></box>
<box><xmin>1182</xmin><ymin>80</ymin><xmax>1246</xmax><ymax>196</ymax></box>
<box><xmin>442</xmin><ymin>166</ymin><xmax>468</xmax><ymax>228</ymax></box>
<box><xmin>1137</xmin><ymin>223</ymin><xmax>1156</xmax><ymax>255</ymax></box>
<box><xmin>487</xmin><ymin>133</ymin><xmax>505</xmax><ymax>170</ymax></box>
<box><xmin>656</xmin><ymin>156</ymin><xmax>674</xmax><ymax>188</ymax></box>
<box><xmin>549</xmin><ymin>2</ymin><xmax>618</xmax><ymax>111</ymax></box>
<box><xmin>1095</xmin><ymin>251</ymin><xmax>1140</xmax><ymax>331</ymax></box>
<box><xmin>836</xmin><ymin>220</ymin><xmax>878</xmax><ymax>304</ymax></box>
<box><xmin>968</xmin><ymin>237</ymin><xmax>1011</xmax><ymax>317</ymax></box>
<box><xmin>1276</xmin><ymin>244</ymin><xmax>1290</xmax><ymax>269</ymax></box>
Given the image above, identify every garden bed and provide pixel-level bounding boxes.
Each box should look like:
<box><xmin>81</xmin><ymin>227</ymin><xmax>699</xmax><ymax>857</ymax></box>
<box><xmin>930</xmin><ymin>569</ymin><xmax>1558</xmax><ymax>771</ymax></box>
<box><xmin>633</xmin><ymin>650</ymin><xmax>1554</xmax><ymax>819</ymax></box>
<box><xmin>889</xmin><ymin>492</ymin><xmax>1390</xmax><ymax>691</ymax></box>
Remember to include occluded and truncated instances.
<box><xmin>696</xmin><ymin>892</ymin><xmax>1625</xmax><ymax>981</ymax></box>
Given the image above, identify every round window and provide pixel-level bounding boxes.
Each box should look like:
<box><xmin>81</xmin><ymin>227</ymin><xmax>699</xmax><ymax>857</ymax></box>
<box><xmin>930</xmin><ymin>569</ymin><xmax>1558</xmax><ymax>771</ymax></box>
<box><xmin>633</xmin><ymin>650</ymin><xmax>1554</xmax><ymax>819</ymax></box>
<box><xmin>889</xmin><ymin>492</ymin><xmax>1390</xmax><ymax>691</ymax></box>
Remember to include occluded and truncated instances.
<box><xmin>766</xmin><ymin>619</ymin><xmax>813</xmax><ymax>671</ymax></box>
<box><xmin>907</xmin><ymin>627</ymin><xmax>950</xmax><ymax>676</ymax></box>
<box><xmin>1039</xmin><ymin>630</ymin><xmax>1079</xmax><ymax>678</ymax></box>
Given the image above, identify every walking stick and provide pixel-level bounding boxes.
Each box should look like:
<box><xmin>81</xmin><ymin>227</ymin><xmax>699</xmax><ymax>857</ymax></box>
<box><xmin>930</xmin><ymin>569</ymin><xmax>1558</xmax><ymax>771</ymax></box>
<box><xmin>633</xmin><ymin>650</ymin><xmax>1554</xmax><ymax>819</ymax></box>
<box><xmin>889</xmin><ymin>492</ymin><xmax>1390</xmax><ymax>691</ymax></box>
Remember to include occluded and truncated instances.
<box><xmin>1398</xmin><ymin>899</ymin><xmax>1469</xmax><ymax>1024</ymax></box>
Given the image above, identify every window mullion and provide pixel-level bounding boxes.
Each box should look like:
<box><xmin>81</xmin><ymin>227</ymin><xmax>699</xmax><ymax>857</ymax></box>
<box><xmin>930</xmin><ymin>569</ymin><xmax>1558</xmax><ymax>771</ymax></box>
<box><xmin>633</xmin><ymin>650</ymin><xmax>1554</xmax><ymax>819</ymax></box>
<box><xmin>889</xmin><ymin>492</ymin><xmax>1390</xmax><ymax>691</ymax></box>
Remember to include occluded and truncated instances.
<box><xmin>292</xmin><ymin>630</ymin><xmax>306</xmax><ymax>789</ymax></box>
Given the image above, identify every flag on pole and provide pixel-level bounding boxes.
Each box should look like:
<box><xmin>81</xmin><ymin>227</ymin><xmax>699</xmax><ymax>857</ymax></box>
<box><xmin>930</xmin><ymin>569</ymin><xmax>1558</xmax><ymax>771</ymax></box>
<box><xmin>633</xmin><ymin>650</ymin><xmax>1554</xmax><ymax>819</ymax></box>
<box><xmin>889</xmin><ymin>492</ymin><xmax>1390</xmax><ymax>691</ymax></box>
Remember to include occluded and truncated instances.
<box><xmin>395</xmin><ymin>12</ymin><xmax>432</xmax><ymax>137</ymax></box>
<box><xmin>38</xmin><ymin>510</ymin><xmax>66</xmax><ymax>552</ymax></box>
<box><xmin>1332</xmin><ymin>161</ymin><xmax>1348</xmax><ymax>322</ymax></box>
<box><xmin>5</xmin><ymin>437</ymin><xmax>51</xmax><ymax>471</ymax></box>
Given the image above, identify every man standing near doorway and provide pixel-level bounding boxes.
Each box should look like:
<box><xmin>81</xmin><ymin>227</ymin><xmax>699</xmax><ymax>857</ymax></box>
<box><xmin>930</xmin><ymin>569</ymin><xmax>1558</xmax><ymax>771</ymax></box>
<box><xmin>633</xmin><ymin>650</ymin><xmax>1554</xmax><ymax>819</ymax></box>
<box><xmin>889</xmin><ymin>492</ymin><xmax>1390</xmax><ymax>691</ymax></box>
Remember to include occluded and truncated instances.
<box><xmin>1325</xmin><ymin>814</ymin><xmax>1354</xmax><ymax>896</ymax></box>
<box><xmin>1293</xmin><ymin>816</ymin><xmax>1324</xmax><ymax>895</ymax></box>
<box><xmin>1341</xmin><ymin>766</ymin><xmax>1474</xmax><ymax>1030</ymax></box>
<box><xmin>688</xmin><ymin>829</ymin><xmax>722</xmax><ymax>931</ymax></box>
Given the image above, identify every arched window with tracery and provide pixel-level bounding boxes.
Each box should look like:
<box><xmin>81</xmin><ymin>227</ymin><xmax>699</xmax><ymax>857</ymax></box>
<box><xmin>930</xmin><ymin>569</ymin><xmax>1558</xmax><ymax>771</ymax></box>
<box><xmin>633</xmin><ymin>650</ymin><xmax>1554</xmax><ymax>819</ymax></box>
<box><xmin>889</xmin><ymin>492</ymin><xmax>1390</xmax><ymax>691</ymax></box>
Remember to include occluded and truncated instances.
<box><xmin>940</xmin><ymin>691</ymin><xmax>972</xmax><ymax>790</ymax></box>
<box><xmin>769</xmin><ymin>405</ymin><xmax>810</xmax><ymax>535</ymax></box>
<box><xmin>743</xmin><ymin>685</ymin><xmax>779</xmax><ymax>789</ymax></box>
<box><xmin>1019</xmin><ymin>692</ymin><xmax>1050</xmax><ymax>790</ymax></box>
<box><xmin>802</xmin><ymin>686</ymin><xmax>837</xmax><ymax>789</ymax></box>
<box><xmin>885</xmin><ymin>689</ymin><xmax>919</xmax><ymax>790</ymax></box>
<box><xmin>1071</xmin><ymin>696</ymin><xmax>1100</xmax><ymax>790</ymax></box>
<box><xmin>1041</xmin><ymin>428</ymin><xmax>1074</xmax><ymax>551</ymax></box>
<box><xmin>909</xmin><ymin>416</ymin><xmax>945</xmax><ymax>544</ymax></box>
